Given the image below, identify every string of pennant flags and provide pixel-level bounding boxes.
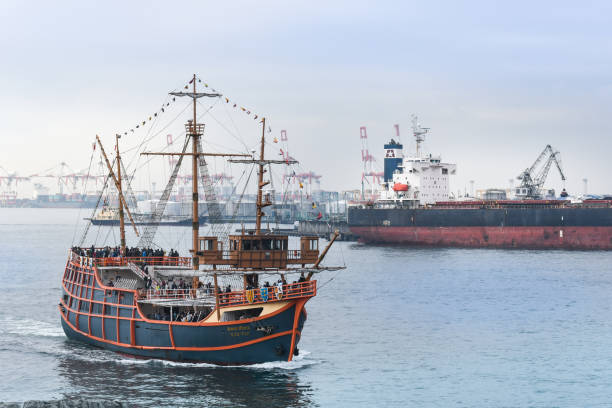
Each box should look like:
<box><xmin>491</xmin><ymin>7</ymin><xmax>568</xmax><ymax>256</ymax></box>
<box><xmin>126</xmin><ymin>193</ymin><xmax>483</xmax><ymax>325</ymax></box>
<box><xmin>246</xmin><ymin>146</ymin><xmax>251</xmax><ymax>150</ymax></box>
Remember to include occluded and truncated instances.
<box><xmin>115</xmin><ymin>76</ymin><xmax>272</xmax><ymax>137</ymax></box>
<box><xmin>189</xmin><ymin>76</ymin><xmax>267</xmax><ymax>125</ymax></box>
<box><xmin>116</xmin><ymin>96</ymin><xmax>179</xmax><ymax>137</ymax></box>
<box><xmin>97</xmin><ymin>75</ymin><xmax>317</xmax><ymax>198</ymax></box>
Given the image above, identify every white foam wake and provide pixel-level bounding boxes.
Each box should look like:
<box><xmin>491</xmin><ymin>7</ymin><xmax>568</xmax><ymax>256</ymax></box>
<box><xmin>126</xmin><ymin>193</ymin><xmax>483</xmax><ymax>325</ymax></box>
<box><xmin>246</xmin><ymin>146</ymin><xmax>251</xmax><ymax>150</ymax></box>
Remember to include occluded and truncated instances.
<box><xmin>2</xmin><ymin>317</ymin><xmax>65</xmax><ymax>338</ymax></box>
<box><xmin>109</xmin><ymin>350</ymin><xmax>319</xmax><ymax>370</ymax></box>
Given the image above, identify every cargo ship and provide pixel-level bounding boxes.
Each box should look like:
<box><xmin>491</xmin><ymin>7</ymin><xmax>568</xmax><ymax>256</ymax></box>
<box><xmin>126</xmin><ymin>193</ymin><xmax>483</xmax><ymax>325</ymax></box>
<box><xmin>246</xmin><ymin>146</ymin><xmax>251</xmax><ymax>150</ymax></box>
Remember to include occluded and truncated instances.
<box><xmin>348</xmin><ymin>118</ymin><xmax>612</xmax><ymax>250</ymax></box>
<box><xmin>59</xmin><ymin>75</ymin><xmax>343</xmax><ymax>364</ymax></box>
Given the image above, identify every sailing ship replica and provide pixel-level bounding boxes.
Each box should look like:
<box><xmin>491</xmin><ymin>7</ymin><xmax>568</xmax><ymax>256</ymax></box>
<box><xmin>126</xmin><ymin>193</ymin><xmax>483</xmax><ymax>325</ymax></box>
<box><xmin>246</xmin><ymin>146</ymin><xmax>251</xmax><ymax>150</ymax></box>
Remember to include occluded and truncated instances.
<box><xmin>59</xmin><ymin>75</ymin><xmax>343</xmax><ymax>364</ymax></box>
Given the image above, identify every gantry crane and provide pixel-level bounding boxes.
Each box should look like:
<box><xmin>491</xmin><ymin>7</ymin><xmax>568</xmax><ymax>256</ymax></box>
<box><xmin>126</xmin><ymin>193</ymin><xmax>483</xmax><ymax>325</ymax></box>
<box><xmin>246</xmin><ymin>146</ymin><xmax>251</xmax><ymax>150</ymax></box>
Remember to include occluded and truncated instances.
<box><xmin>516</xmin><ymin>145</ymin><xmax>567</xmax><ymax>199</ymax></box>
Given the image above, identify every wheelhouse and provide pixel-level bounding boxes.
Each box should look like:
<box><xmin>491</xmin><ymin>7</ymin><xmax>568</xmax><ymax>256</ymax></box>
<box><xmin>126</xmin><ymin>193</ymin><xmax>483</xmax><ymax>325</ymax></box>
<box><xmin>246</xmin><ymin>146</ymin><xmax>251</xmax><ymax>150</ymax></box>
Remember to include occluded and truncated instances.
<box><xmin>196</xmin><ymin>234</ymin><xmax>320</xmax><ymax>268</ymax></box>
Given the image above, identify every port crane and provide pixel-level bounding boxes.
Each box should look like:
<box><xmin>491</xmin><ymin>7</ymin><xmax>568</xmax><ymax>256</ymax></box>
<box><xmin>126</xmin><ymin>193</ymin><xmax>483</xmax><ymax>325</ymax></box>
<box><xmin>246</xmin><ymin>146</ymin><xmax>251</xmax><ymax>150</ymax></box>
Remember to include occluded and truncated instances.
<box><xmin>516</xmin><ymin>144</ymin><xmax>567</xmax><ymax>199</ymax></box>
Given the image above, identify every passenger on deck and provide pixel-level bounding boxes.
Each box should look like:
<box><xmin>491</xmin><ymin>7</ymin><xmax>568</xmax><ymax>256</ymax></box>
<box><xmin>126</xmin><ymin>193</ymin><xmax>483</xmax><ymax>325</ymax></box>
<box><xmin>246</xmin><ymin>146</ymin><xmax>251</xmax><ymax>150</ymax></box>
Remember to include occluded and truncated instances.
<box><xmin>171</xmin><ymin>280</ymin><xmax>178</xmax><ymax>290</ymax></box>
<box><xmin>107</xmin><ymin>278</ymin><xmax>114</xmax><ymax>287</ymax></box>
<box><xmin>225</xmin><ymin>285</ymin><xmax>232</xmax><ymax>293</ymax></box>
<box><xmin>298</xmin><ymin>272</ymin><xmax>306</xmax><ymax>283</ymax></box>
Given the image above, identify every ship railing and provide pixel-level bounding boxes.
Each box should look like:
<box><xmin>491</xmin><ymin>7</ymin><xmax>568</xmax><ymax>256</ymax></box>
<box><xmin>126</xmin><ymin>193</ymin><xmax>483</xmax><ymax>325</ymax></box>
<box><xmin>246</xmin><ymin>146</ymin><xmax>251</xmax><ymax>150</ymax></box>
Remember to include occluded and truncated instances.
<box><xmin>205</xmin><ymin>250</ymin><xmax>303</xmax><ymax>261</ymax></box>
<box><xmin>142</xmin><ymin>288</ymin><xmax>196</xmax><ymax>300</ymax></box>
<box><xmin>218</xmin><ymin>280</ymin><xmax>317</xmax><ymax>307</ymax></box>
<box><xmin>70</xmin><ymin>248</ymin><xmax>191</xmax><ymax>267</ymax></box>
<box><xmin>287</xmin><ymin>250</ymin><xmax>303</xmax><ymax>260</ymax></box>
<box><xmin>139</xmin><ymin>280</ymin><xmax>317</xmax><ymax>306</ymax></box>
<box><xmin>94</xmin><ymin>256</ymin><xmax>192</xmax><ymax>267</ymax></box>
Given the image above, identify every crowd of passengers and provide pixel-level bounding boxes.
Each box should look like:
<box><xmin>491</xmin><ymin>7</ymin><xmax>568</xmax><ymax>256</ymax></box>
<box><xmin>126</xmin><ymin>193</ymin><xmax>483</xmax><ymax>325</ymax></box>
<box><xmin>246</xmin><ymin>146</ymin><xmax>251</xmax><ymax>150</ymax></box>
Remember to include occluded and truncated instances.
<box><xmin>148</xmin><ymin>309</ymin><xmax>207</xmax><ymax>322</ymax></box>
<box><xmin>147</xmin><ymin>273</ymin><xmax>307</xmax><ymax>295</ymax></box>
<box><xmin>154</xmin><ymin>277</ymin><xmax>194</xmax><ymax>291</ymax></box>
<box><xmin>72</xmin><ymin>246</ymin><xmax>180</xmax><ymax>259</ymax></box>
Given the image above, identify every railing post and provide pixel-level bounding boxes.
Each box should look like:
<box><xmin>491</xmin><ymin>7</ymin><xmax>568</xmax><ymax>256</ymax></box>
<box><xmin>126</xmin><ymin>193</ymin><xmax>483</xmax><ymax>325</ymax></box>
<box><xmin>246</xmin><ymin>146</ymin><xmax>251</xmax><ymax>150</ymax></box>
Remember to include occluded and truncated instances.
<box><xmin>213</xmin><ymin>273</ymin><xmax>221</xmax><ymax>321</ymax></box>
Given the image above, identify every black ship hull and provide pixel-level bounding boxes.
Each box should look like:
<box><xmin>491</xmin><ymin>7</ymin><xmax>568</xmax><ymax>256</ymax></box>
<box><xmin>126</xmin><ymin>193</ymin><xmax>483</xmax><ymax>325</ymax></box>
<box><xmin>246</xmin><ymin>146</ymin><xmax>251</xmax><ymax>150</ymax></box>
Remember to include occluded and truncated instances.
<box><xmin>348</xmin><ymin>205</ymin><xmax>612</xmax><ymax>249</ymax></box>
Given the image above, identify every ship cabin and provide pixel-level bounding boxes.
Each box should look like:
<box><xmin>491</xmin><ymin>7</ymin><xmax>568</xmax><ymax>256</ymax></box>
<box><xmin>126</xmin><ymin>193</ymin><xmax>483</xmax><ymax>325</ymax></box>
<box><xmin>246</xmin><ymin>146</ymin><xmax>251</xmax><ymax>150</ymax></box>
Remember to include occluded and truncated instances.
<box><xmin>196</xmin><ymin>233</ymin><xmax>320</xmax><ymax>268</ymax></box>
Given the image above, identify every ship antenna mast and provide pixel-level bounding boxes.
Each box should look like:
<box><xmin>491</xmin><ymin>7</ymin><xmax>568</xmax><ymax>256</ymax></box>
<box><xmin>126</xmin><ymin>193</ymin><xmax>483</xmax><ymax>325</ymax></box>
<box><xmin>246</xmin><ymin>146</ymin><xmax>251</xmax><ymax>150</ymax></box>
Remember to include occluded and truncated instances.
<box><xmin>411</xmin><ymin>115</ymin><xmax>429</xmax><ymax>158</ymax></box>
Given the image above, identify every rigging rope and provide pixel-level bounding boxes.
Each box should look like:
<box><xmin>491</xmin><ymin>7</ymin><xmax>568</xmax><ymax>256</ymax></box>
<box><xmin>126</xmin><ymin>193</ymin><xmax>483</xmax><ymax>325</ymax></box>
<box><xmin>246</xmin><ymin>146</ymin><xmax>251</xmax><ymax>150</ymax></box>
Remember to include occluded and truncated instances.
<box><xmin>137</xmin><ymin>136</ymin><xmax>190</xmax><ymax>247</ymax></box>
<box><xmin>78</xmin><ymin>159</ymin><xmax>114</xmax><ymax>247</ymax></box>
<box><xmin>120</xmin><ymin>158</ymin><xmax>139</xmax><ymax>211</ymax></box>
<box><xmin>72</xmin><ymin>142</ymin><xmax>96</xmax><ymax>246</ymax></box>
<box><xmin>196</xmin><ymin>138</ymin><xmax>225</xmax><ymax>235</ymax></box>
<box><xmin>218</xmin><ymin>165</ymin><xmax>255</xmax><ymax>241</ymax></box>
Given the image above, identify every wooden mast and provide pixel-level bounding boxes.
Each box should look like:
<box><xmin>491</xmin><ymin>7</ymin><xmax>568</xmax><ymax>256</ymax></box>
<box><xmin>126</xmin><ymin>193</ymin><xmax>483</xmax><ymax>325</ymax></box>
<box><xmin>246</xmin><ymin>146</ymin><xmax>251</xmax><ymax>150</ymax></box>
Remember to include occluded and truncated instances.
<box><xmin>96</xmin><ymin>135</ymin><xmax>139</xmax><ymax>238</ymax></box>
<box><xmin>190</xmin><ymin>73</ymin><xmax>199</xmax><ymax>272</ymax></box>
<box><xmin>115</xmin><ymin>134</ymin><xmax>126</xmax><ymax>256</ymax></box>
<box><xmin>144</xmin><ymin>74</ymin><xmax>248</xmax><ymax>268</ymax></box>
<box><xmin>255</xmin><ymin>118</ymin><xmax>268</xmax><ymax>234</ymax></box>
<box><xmin>229</xmin><ymin>118</ymin><xmax>297</xmax><ymax>234</ymax></box>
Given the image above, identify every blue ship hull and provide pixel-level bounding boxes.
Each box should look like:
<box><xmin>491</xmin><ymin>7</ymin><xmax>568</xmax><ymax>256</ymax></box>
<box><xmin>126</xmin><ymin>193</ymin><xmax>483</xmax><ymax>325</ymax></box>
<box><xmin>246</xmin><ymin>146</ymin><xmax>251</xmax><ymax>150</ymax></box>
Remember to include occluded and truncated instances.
<box><xmin>60</xmin><ymin>306</ymin><xmax>304</xmax><ymax>365</ymax></box>
<box><xmin>59</xmin><ymin>254</ymin><xmax>310</xmax><ymax>365</ymax></box>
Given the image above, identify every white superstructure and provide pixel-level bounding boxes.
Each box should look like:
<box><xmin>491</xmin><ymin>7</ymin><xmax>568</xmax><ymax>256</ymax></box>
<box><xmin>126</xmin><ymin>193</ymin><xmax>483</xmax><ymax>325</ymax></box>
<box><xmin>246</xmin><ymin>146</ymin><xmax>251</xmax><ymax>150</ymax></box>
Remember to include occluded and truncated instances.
<box><xmin>378</xmin><ymin>117</ymin><xmax>456</xmax><ymax>206</ymax></box>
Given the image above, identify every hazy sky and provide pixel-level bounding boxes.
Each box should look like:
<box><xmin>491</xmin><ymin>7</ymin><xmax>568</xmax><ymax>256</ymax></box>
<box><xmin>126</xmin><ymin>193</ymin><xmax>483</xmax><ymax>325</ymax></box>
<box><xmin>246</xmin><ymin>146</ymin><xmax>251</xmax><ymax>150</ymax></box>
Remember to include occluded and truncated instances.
<box><xmin>1</xmin><ymin>0</ymin><xmax>611</xmax><ymax>196</ymax></box>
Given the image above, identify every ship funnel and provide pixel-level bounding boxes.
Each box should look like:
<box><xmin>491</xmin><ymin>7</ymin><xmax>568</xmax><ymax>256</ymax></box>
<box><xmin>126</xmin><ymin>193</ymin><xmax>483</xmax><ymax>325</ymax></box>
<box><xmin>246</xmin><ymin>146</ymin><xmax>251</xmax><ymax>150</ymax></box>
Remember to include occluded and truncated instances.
<box><xmin>384</xmin><ymin>139</ymin><xmax>403</xmax><ymax>182</ymax></box>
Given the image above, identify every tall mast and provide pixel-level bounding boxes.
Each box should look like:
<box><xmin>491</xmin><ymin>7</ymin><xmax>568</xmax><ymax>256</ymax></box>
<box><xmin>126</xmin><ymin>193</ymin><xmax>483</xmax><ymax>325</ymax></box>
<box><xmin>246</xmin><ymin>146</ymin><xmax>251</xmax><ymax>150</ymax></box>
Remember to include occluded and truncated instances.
<box><xmin>96</xmin><ymin>135</ymin><xmax>140</xmax><ymax>238</ymax></box>
<box><xmin>230</xmin><ymin>117</ymin><xmax>297</xmax><ymax>231</ymax></box>
<box><xmin>255</xmin><ymin>118</ymin><xmax>267</xmax><ymax>234</ymax></box>
<box><xmin>170</xmin><ymin>74</ymin><xmax>218</xmax><ymax>270</ymax></box>
<box><xmin>115</xmin><ymin>134</ymin><xmax>126</xmax><ymax>256</ymax></box>
<box><xmin>190</xmin><ymin>74</ymin><xmax>199</xmax><ymax>271</ymax></box>
<box><xmin>153</xmin><ymin>76</ymin><xmax>249</xmax><ymax>269</ymax></box>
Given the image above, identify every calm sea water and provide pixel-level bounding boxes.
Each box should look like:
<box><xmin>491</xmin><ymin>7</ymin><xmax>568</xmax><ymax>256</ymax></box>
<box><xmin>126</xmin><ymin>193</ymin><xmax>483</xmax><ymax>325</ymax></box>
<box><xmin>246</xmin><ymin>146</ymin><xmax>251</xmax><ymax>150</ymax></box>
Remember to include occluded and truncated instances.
<box><xmin>1</xmin><ymin>208</ymin><xmax>612</xmax><ymax>407</ymax></box>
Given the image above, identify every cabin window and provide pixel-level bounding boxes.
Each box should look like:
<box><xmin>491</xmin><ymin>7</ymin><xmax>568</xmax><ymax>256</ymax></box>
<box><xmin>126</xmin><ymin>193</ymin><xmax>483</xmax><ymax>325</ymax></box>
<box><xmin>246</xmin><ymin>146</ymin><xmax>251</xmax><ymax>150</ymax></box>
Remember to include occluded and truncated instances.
<box><xmin>243</xmin><ymin>240</ymin><xmax>251</xmax><ymax>250</ymax></box>
<box><xmin>310</xmin><ymin>240</ymin><xmax>318</xmax><ymax>250</ymax></box>
<box><xmin>200</xmin><ymin>239</ymin><xmax>215</xmax><ymax>251</ymax></box>
<box><xmin>262</xmin><ymin>239</ymin><xmax>272</xmax><ymax>250</ymax></box>
<box><xmin>442</xmin><ymin>168</ymin><xmax>448</xmax><ymax>174</ymax></box>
